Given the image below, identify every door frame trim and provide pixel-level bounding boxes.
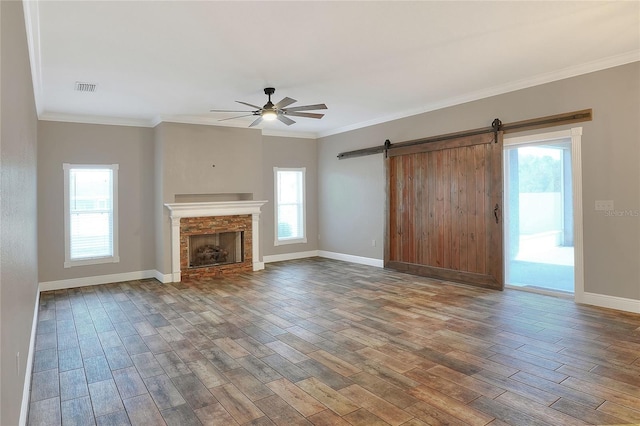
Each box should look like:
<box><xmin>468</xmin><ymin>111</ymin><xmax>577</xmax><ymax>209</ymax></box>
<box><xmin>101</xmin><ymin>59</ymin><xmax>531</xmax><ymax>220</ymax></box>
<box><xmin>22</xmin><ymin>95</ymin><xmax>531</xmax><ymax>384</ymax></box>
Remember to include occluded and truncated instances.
<box><xmin>503</xmin><ymin>127</ymin><xmax>584</xmax><ymax>303</ymax></box>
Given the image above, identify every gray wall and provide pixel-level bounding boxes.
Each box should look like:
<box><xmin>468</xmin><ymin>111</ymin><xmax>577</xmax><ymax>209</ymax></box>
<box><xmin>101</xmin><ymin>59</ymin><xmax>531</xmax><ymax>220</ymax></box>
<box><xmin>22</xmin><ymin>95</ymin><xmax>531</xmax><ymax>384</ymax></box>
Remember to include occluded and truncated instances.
<box><xmin>1</xmin><ymin>2</ymin><xmax>39</xmax><ymax>424</ymax></box>
<box><xmin>318</xmin><ymin>146</ymin><xmax>384</xmax><ymax>259</ymax></box>
<box><xmin>262</xmin><ymin>135</ymin><xmax>318</xmax><ymax>257</ymax></box>
<box><xmin>37</xmin><ymin>120</ymin><xmax>313</xmax><ymax>280</ymax></box>
<box><xmin>38</xmin><ymin>121</ymin><xmax>156</xmax><ymax>281</ymax></box>
<box><xmin>154</xmin><ymin>122</ymin><xmax>264</xmax><ymax>275</ymax></box>
<box><xmin>318</xmin><ymin>62</ymin><xmax>640</xmax><ymax>301</ymax></box>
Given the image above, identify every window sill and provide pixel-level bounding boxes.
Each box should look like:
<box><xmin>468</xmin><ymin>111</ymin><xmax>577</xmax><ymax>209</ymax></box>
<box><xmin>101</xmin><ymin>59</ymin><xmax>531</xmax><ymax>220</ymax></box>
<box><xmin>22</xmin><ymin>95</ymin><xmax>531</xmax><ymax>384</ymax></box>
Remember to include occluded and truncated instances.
<box><xmin>274</xmin><ymin>237</ymin><xmax>307</xmax><ymax>247</ymax></box>
<box><xmin>64</xmin><ymin>255</ymin><xmax>120</xmax><ymax>268</ymax></box>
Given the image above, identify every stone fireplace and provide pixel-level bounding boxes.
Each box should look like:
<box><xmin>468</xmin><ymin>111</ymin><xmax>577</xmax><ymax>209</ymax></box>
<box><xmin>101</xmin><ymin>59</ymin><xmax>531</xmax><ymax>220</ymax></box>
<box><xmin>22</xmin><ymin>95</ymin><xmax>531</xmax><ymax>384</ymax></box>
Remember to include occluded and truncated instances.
<box><xmin>165</xmin><ymin>201</ymin><xmax>267</xmax><ymax>281</ymax></box>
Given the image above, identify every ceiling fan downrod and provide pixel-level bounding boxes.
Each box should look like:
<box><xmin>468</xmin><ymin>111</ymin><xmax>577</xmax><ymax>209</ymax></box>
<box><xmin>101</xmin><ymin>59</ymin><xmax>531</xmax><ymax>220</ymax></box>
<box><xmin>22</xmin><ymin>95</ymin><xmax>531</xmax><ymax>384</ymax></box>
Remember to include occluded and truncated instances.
<box><xmin>262</xmin><ymin>87</ymin><xmax>277</xmax><ymax>120</ymax></box>
<box><xmin>263</xmin><ymin>87</ymin><xmax>276</xmax><ymax>109</ymax></box>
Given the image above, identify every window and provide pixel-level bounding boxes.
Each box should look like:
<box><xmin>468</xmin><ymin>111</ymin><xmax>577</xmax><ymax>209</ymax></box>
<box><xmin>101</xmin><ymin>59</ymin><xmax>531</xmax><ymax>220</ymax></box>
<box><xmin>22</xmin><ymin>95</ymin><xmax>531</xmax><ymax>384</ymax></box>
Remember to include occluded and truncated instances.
<box><xmin>274</xmin><ymin>167</ymin><xmax>306</xmax><ymax>245</ymax></box>
<box><xmin>63</xmin><ymin>164</ymin><xmax>119</xmax><ymax>267</ymax></box>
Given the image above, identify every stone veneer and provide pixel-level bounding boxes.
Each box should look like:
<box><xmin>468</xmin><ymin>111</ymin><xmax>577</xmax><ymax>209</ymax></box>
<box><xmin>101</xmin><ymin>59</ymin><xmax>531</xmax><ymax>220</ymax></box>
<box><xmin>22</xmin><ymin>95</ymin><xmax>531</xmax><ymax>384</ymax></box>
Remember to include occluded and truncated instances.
<box><xmin>165</xmin><ymin>201</ymin><xmax>267</xmax><ymax>283</ymax></box>
<box><xmin>180</xmin><ymin>215</ymin><xmax>253</xmax><ymax>280</ymax></box>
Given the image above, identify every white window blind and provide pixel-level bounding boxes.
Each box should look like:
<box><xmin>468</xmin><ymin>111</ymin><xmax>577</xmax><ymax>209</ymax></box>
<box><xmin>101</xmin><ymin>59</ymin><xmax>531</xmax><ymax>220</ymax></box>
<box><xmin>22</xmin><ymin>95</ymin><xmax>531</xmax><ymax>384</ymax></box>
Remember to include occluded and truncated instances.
<box><xmin>64</xmin><ymin>164</ymin><xmax>119</xmax><ymax>267</ymax></box>
<box><xmin>274</xmin><ymin>167</ymin><xmax>306</xmax><ymax>245</ymax></box>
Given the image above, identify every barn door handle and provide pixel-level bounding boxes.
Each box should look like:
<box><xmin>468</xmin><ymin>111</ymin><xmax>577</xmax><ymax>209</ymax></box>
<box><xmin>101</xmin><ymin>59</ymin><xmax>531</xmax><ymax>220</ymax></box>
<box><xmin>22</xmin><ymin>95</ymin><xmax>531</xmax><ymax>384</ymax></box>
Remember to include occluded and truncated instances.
<box><xmin>494</xmin><ymin>204</ymin><xmax>500</xmax><ymax>224</ymax></box>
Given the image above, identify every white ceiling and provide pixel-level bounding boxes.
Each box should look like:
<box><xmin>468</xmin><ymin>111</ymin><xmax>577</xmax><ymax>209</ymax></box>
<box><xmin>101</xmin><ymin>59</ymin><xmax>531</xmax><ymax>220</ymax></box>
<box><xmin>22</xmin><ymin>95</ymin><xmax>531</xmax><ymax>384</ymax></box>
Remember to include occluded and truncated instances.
<box><xmin>25</xmin><ymin>1</ymin><xmax>640</xmax><ymax>138</ymax></box>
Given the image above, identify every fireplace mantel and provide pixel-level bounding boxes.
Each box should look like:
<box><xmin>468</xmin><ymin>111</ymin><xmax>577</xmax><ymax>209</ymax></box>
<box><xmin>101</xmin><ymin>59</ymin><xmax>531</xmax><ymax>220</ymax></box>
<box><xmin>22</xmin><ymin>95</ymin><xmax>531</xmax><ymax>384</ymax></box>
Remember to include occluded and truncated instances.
<box><xmin>165</xmin><ymin>201</ymin><xmax>268</xmax><ymax>218</ymax></box>
<box><xmin>165</xmin><ymin>201</ymin><xmax>267</xmax><ymax>282</ymax></box>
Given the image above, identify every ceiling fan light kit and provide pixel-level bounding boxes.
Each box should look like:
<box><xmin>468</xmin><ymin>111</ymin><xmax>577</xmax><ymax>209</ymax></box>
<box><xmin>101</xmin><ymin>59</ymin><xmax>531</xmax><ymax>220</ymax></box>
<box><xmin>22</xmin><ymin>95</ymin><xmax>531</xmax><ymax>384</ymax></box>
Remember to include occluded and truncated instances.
<box><xmin>262</xmin><ymin>111</ymin><xmax>277</xmax><ymax>121</ymax></box>
<box><xmin>211</xmin><ymin>87</ymin><xmax>327</xmax><ymax>127</ymax></box>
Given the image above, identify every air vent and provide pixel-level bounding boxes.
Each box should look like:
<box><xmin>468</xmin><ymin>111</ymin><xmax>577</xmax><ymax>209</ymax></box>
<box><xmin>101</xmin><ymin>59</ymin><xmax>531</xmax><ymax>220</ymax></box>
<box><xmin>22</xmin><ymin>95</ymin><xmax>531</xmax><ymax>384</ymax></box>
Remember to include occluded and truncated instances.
<box><xmin>74</xmin><ymin>82</ymin><xmax>97</xmax><ymax>93</ymax></box>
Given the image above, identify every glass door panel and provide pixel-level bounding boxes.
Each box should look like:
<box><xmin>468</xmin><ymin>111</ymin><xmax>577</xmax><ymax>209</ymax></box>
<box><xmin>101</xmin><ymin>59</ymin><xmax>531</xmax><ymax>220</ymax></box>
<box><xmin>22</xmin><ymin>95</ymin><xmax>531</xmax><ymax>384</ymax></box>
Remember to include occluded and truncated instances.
<box><xmin>504</xmin><ymin>139</ymin><xmax>574</xmax><ymax>292</ymax></box>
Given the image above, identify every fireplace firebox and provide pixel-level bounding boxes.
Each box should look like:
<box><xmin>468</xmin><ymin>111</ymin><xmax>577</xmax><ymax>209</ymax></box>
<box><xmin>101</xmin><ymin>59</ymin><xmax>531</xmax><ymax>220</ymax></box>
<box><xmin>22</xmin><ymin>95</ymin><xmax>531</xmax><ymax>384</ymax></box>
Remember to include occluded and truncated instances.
<box><xmin>189</xmin><ymin>232</ymin><xmax>244</xmax><ymax>268</ymax></box>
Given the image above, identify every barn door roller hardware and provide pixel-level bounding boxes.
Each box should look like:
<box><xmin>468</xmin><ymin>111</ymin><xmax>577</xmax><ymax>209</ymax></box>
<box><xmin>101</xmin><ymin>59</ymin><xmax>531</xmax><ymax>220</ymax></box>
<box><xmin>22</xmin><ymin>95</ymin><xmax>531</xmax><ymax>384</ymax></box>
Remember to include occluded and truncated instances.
<box><xmin>384</xmin><ymin>139</ymin><xmax>391</xmax><ymax>158</ymax></box>
<box><xmin>337</xmin><ymin>109</ymin><xmax>591</xmax><ymax>160</ymax></box>
<box><xmin>492</xmin><ymin>118</ymin><xmax>502</xmax><ymax>142</ymax></box>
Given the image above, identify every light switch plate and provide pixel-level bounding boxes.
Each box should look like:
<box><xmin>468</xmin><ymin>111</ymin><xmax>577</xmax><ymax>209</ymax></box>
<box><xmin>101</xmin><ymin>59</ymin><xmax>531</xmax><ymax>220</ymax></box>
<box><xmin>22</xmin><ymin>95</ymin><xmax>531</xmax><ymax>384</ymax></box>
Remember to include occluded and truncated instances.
<box><xmin>595</xmin><ymin>200</ymin><xmax>614</xmax><ymax>211</ymax></box>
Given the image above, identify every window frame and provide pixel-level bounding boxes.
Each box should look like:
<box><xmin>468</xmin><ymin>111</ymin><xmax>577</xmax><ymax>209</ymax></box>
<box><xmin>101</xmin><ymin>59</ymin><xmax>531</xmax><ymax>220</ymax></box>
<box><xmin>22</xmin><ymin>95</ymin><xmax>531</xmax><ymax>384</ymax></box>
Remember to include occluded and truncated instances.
<box><xmin>63</xmin><ymin>163</ymin><xmax>120</xmax><ymax>268</ymax></box>
<box><xmin>274</xmin><ymin>166</ymin><xmax>307</xmax><ymax>246</ymax></box>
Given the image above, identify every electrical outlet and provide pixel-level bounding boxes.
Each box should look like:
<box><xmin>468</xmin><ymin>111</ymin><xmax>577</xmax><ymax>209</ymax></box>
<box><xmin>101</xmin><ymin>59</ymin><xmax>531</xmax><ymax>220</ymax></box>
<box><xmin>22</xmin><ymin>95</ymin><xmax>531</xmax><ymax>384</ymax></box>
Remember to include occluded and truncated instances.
<box><xmin>372</xmin><ymin>239</ymin><xmax>376</xmax><ymax>247</ymax></box>
<box><xmin>595</xmin><ymin>200</ymin><xmax>614</xmax><ymax>211</ymax></box>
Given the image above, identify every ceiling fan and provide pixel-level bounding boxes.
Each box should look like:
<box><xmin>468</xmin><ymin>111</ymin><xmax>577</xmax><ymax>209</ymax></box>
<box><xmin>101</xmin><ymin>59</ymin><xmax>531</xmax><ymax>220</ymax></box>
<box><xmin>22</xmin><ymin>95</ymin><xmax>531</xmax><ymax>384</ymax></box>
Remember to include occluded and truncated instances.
<box><xmin>210</xmin><ymin>87</ymin><xmax>327</xmax><ymax>127</ymax></box>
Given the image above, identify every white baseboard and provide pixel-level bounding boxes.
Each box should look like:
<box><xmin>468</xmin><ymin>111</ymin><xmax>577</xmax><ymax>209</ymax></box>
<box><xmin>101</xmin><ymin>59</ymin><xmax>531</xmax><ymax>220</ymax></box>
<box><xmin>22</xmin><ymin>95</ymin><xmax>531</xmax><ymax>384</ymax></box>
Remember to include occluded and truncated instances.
<box><xmin>20</xmin><ymin>287</ymin><xmax>41</xmax><ymax>426</ymax></box>
<box><xmin>263</xmin><ymin>250</ymin><xmax>319</xmax><ymax>263</ymax></box>
<box><xmin>39</xmin><ymin>270</ymin><xmax>160</xmax><ymax>291</ymax></box>
<box><xmin>154</xmin><ymin>270</ymin><xmax>173</xmax><ymax>284</ymax></box>
<box><xmin>262</xmin><ymin>250</ymin><xmax>384</xmax><ymax>268</ymax></box>
<box><xmin>253</xmin><ymin>261</ymin><xmax>265</xmax><ymax>271</ymax></box>
<box><xmin>38</xmin><ymin>264</ymin><xmax>637</xmax><ymax>314</ymax></box>
<box><xmin>318</xmin><ymin>250</ymin><xmax>384</xmax><ymax>268</ymax></box>
<box><xmin>579</xmin><ymin>292</ymin><xmax>640</xmax><ymax>314</ymax></box>
<box><xmin>505</xmin><ymin>284</ymin><xmax>573</xmax><ymax>299</ymax></box>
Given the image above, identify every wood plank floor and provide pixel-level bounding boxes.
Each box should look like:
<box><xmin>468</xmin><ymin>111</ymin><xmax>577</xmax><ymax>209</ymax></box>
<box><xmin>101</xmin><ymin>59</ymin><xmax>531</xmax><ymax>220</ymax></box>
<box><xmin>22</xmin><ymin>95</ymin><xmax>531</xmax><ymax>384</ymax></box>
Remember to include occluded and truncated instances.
<box><xmin>28</xmin><ymin>258</ymin><xmax>640</xmax><ymax>425</ymax></box>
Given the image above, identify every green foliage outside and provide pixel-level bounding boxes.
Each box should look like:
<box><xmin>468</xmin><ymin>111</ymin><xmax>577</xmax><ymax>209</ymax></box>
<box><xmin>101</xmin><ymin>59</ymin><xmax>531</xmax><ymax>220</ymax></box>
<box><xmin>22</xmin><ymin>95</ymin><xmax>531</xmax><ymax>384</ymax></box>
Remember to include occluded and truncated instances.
<box><xmin>278</xmin><ymin>222</ymin><xmax>292</xmax><ymax>238</ymax></box>
<box><xmin>518</xmin><ymin>154</ymin><xmax>562</xmax><ymax>193</ymax></box>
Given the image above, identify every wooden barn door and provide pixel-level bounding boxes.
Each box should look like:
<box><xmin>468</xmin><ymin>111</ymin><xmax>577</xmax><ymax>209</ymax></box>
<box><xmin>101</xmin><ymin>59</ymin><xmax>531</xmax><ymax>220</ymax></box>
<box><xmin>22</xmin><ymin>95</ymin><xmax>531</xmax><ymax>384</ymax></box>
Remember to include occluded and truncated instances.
<box><xmin>385</xmin><ymin>131</ymin><xmax>504</xmax><ymax>290</ymax></box>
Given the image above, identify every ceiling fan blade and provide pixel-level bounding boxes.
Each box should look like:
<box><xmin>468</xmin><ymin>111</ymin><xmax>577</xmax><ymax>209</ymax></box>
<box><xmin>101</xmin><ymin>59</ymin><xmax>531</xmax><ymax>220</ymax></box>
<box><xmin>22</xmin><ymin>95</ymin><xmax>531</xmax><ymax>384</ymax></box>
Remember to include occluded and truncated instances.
<box><xmin>218</xmin><ymin>114</ymin><xmax>256</xmax><ymax>122</ymax></box>
<box><xmin>249</xmin><ymin>116</ymin><xmax>263</xmax><ymax>127</ymax></box>
<box><xmin>284</xmin><ymin>112</ymin><xmax>324</xmax><ymax>119</ymax></box>
<box><xmin>277</xmin><ymin>115</ymin><xmax>296</xmax><ymax>126</ymax></box>
<box><xmin>236</xmin><ymin>101</ymin><xmax>263</xmax><ymax>110</ymax></box>
<box><xmin>274</xmin><ymin>97</ymin><xmax>296</xmax><ymax>109</ymax></box>
<box><xmin>282</xmin><ymin>103</ymin><xmax>327</xmax><ymax>112</ymax></box>
<box><xmin>210</xmin><ymin>109</ymin><xmax>253</xmax><ymax>113</ymax></box>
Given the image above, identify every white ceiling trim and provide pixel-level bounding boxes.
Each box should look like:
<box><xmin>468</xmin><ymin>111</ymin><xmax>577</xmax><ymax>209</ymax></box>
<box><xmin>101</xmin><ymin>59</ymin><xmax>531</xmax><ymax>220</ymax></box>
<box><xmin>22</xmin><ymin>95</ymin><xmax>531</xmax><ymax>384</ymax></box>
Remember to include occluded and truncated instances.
<box><xmin>155</xmin><ymin>115</ymin><xmax>317</xmax><ymax>139</ymax></box>
<box><xmin>38</xmin><ymin>112</ymin><xmax>317</xmax><ymax>139</ymax></box>
<box><xmin>317</xmin><ymin>51</ymin><xmax>640</xmax><ymax>139</ymax></box>
<box><xmin>261</xmin><ymin>129</ymin><xmax>316</xmax><ymax>140</ymax></box>
<box><xmin>151</xmin><ymin>114</ymin><xmax>247</xmax><ymax>129</ymax></box>
<box><xmin>23</xmin><ymin>0</ymin><xmax>43</xmax><ymax>116</ymax></box>
<box><xmin>39</xmin><ymin>112</ymin><xmax>154</xmax><ymax>128</ymax></box>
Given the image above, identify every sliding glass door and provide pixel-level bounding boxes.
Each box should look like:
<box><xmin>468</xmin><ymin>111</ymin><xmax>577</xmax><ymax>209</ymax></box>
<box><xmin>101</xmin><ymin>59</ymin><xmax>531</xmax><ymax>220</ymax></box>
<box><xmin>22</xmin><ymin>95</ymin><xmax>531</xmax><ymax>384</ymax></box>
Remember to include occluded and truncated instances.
<box><xmin>504</xmin><ymin>137</ymin><xmax>574</xmax><ymax>292</ymax></box>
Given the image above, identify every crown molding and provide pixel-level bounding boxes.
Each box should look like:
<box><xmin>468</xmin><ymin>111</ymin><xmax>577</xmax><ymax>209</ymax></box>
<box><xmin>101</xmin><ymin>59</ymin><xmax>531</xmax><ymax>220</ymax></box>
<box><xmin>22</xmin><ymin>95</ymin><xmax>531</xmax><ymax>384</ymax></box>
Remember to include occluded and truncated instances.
<box><xmin>261</xmin><ymin>129</ymin><xmax>316</xmax><ymax>139</ymax></box>
<box><xmin>39</xmin><ymin>112</ymin><xmax>153</xmax><ymax>128</ymax></box>
<box><xmin>154</xmin><ymin>114</ymin><xmax>249</xmax><ymax>129</ymax></box>
<box><xmin>317</xmin><ymin>51</ymin><xmax>640</xmax><ymax>139</ymax></box>
<box><xmin>38</xmin><ymin>112</ymin><xmax>318</xmax><ymax>138</ymax></box>
<box><xmin>23</xmin><ymin>0</ymin><xmax>44</xmax><ymax>116</ymax></box>
<box><xmin>157</xmin><ymin>115</ymin><xmax>317</xmax><ymax>138</ymax></box>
